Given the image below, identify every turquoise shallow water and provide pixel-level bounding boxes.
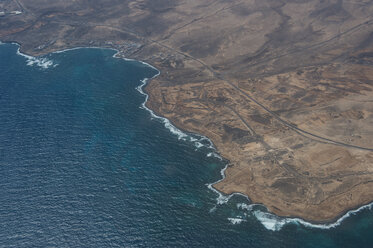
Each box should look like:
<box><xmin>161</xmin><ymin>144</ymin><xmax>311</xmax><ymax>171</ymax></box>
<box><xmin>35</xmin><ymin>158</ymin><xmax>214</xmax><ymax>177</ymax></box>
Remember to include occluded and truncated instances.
<box><xmin>0</xmin><ymin>43</ymin><xmax>372</xmax><ymax>247</ymax></box>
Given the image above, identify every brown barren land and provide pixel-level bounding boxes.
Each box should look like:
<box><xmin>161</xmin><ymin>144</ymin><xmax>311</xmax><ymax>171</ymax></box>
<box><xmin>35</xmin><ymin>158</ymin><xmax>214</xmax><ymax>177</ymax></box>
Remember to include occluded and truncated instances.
<box><xmin>1</xmin><ymin>0</ymin><xmax>373</xmax><ymax>223</ymax></box>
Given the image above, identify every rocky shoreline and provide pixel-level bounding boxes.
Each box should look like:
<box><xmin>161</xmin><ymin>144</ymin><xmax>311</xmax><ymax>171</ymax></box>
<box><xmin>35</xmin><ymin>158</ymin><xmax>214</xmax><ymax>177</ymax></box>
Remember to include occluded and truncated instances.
<box><xmin>1</xmin><ymin>0</ymin><xmax>373</xmax><ymax>223</ymax></box>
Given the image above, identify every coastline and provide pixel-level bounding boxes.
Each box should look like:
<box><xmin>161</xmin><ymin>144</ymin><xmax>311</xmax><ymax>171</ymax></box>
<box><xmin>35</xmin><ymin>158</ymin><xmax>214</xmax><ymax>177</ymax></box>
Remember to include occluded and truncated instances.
<box><xmin>131</xmin><ymin>51</ymin><xmax>373</xmax><ymax>230</ymax></box>
<box><xmin>4</xmin><ymin>41</ymin><xmax>373</xmax><ymax>231</ymax></box>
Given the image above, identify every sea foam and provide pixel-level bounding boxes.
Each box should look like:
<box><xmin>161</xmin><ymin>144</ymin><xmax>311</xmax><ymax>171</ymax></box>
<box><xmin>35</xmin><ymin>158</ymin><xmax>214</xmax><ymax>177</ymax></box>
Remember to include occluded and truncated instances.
<box><xmin>15</xmin><ymin>44</ymin><xmax>56</xmax><ymax>69</ymax></box>
<box><xmin>235</xmin><ymin>196</ymin><xmax>373</xmax><ymax>231</ymax></box>
<box><xmin>208</xmin><ymin>144</ymin><xmax>373</xmax><ymax>231</ymax></box>
<box><xmin>228</xmin><ymin>217</ymin><xmax>246</xmax><ymax>225</ymax></box>
<box><xmin>135</xmin><ymin>67</ymin><xmax>217</xmax><ymax>152</ymax></box>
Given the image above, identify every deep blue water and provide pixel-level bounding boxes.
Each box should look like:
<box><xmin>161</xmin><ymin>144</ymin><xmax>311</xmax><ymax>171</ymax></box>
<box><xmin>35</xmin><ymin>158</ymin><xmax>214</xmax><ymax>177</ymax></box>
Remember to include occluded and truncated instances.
<box><xmin>0</xmin><ymin>43</ymin><xmax>372</xmax><ymax>247</ymax></box>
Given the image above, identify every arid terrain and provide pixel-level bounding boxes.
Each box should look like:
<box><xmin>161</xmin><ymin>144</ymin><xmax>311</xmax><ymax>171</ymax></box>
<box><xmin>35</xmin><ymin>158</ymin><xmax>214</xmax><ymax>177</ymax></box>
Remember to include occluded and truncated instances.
<box><xmin>1</xmin><ymin>0</ymin><xmax>373</xmax><ymax>223</ymax></box>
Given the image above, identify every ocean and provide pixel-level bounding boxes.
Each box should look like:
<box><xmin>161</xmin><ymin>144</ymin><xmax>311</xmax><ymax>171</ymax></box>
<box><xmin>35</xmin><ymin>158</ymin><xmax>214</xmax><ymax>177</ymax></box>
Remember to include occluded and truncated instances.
<box><xmin>0</xmin><ymin>42</ymin><xmax>372</xmax><ymax>247</ymax></box>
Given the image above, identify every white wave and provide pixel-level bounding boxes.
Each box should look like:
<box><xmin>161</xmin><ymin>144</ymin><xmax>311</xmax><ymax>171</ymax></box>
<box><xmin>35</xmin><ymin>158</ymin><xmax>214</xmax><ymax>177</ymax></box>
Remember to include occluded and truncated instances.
<box><xmin>228</xmin><ymin>217</ymin><xmax>246</xmax><ymax>225</ymax></box>
<box><xmin>52</xmin><ymin>46</ymin><xmax>108</xmax><ymax>54</ymax></box>
<box><xmin>207</xmin><ymin>164</ymin><xmax>234</xmax><ymax>205</ymax></box>
<box><xmin>136</xmin><ymin>76</ymin><xmax>191</xmax><ymax>142</ymax></box>
<box><xmin>195</xmin><ymin>142</ymin><xmax>204</xmax><ymax>148</ymax></box>
<box><xmin>207</xmin><ymin>162</ymin><xmax>251</xmax><ymax>205</ymax></box>
<box><xmin>208</xmin><ymin>142</ymin><xmax>373</xmax><ymax>231</ymax></box>
<box><xmin>288</xmin><ymin>202</ymin><xmax>373</xmax><ymax>230</ymax></box>
<box><xmin>26</xmin><ymin>57</ymin><xmax>56</xmax><ymax>69</ymax></box>
<box><xmin>209</xmin><ymin>205</ymin><xmax>217</xmax><ymax>213</ymax></box>
<box><xmin>207</xmin><ymin>152</ymin><xmax>222</xmax><ymax>160</ymax></box>
<box><xmin>253</xmin><ymin>211</ymin><xmax>294</xmax><ymax>231</ymax></box>
<box><xmin>53</xmin><ymin>46</ymin><xmax>130</xmax><ymax>63</ymax></box>
<box><xmin>129</xmin><ymin>57</ymin><xmax>222</xmax><ymax>153</ymax></box>
<box><xmin>237</xmin><ymin>200</ymin><xmax>373</xmax><ymax>231</ymax></box>
<box><xmin>237</xmin><ymin>203</ymin><xmax>254</xmax><ymax>211</ymax></box>
<box><xmin>15</xmin><ymin>45</ymin><xmax>56</xmax><ymax>69</ymax></box>
<box><xmin>135</xmin><ymin>71</ymin><xmax>219</xmax><ymax>153</ymax></box>
<box><xmin>198</xmin><ymin>137</ymin><xmax>215</xmax><ymax>150</ymax></box>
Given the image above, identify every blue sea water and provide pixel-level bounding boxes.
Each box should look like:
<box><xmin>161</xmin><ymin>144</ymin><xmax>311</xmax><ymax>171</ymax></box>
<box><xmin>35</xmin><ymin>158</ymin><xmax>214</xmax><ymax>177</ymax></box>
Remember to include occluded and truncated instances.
<box><xmin>0</xmin><ymin>42</ymin><xmax>372</xmax><ymax>247</ymax></box>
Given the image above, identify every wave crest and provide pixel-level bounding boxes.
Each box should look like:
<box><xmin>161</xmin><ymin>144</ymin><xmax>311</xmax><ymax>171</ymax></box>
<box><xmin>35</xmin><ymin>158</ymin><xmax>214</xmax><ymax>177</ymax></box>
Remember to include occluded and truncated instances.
<box><xmin>14</xmin><ymin>44</ymin><xmax>56</xmax><ymax>69</ymax></box>
<box><xmin>228</xmin><ymin>217</ymin><xmax>246</xmax><ymax>225</ymax></box>
<box><xmin>135</xmin><ymin>70</ymin><xmax>217</xmax><ymax>152</ymax></box>
<box><xmin>237</xmin><ymin>199</ymin><xmax>373</xmax><ymax>231</ymax></box>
